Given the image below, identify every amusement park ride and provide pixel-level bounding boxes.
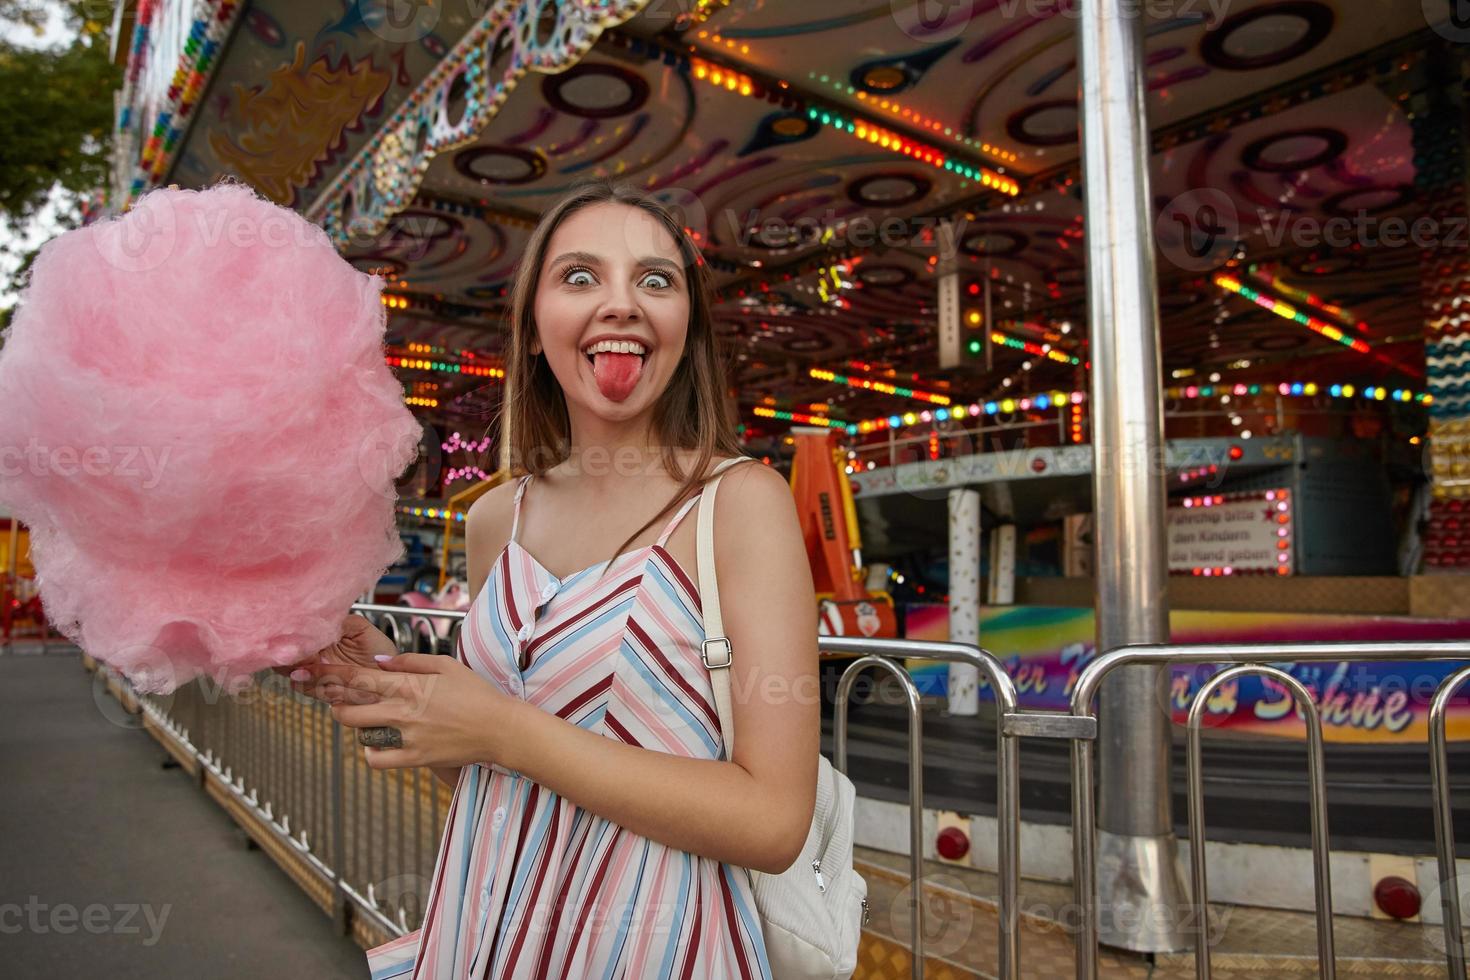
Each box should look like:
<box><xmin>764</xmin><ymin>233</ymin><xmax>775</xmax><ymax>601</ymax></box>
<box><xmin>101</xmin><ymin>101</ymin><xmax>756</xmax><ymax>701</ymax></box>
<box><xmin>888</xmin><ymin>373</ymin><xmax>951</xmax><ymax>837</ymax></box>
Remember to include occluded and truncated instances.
<box><xmin>791</xmin><ymin>427</ymin><xmax>899</xmax><ymax>640</ymax></box>
<box><xmin>78</xmin><ymin>0</ymin><xmax>1470</xmax><ymax>974</ymax></box>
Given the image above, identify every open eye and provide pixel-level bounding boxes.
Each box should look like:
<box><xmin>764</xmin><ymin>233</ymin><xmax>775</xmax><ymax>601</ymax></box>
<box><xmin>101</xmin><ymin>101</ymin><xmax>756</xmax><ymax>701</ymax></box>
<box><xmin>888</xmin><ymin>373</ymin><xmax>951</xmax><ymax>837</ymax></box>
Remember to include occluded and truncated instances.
<box><xmin>562</xmin><ymin>267</ymin><xmax>596</xmax><ymax>287</ymax></box>
<box><xmin>640</xmin><ymin>270</ymin><xmax>674</xmax><ymax>290</ymax></box>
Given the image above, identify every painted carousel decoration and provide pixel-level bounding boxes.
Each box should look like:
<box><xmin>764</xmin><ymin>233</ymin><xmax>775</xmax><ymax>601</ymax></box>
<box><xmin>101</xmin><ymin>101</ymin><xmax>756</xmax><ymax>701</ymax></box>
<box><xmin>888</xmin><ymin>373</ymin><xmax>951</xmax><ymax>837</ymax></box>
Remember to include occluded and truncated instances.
<box><xmin>108</xmin><ymin>0</ymin><xmax>1449</xmax><ymax>560</ymax></box>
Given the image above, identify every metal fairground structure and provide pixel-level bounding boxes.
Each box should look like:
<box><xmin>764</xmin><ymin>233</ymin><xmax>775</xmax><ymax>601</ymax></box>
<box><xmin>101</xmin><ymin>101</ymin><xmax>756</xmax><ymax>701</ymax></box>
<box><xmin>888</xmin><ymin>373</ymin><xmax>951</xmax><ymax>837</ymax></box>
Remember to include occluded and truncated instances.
<box><xmin>91</xmin><ymin>0</ymin><xmax>1470</xmax><ymax>975</ymax></box>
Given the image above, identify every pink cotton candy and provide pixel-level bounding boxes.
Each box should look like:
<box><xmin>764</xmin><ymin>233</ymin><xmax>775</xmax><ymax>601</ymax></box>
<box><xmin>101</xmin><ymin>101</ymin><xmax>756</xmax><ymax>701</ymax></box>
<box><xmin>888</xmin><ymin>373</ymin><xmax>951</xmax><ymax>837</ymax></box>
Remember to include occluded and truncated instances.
<box><xmin>0</xmin><ymin>182</ymin><xmax>420</xmax><ymax>693</ymax></box>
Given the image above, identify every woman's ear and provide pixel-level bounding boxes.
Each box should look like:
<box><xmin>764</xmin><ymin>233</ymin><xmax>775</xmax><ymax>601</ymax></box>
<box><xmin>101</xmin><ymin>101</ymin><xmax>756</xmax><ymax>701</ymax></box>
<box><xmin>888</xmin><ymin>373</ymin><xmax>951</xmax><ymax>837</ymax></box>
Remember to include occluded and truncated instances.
<box><xmin>529</xmin><ymin>337</ymin><xmax>542</xmax><ymax>356</ymax></box>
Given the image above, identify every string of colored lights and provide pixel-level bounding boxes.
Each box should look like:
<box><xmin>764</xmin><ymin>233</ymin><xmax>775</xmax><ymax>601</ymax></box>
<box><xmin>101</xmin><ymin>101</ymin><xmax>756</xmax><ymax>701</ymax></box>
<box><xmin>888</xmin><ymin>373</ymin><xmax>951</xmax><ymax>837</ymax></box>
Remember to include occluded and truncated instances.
<box><xmin>800</xmin><ymin>105</ymin><xmax>1020</xmax><ymax>195</ymax></box>
<box><xmin>443</xmin><ymin>432</ymin><xmax>493</xmax><ymax>454</ymax></box>
<box><xmin>386</xmin><ymin>355</ymin><xmax>504</xmax><ymax>378</ymax></box>
<box><xmin>1165</xmin><ymin>381</ymin><xmax>1432</xmax><ymax>404</ymax></box>
<box><xmin>844</xmin><ymin>360</ymin><xmax>952</xmax><ymax>389</ymax></box>
<box><xmin>752</xmin><ymin>406</ymin><xmax>848</xmax><ymax>430</ymax></box>
<box><xmin>401</xmin><ymin>341</ymin><xmax>495</xmax><ymax>361</ymax></box>
<box><xmin>405</xmin><ymin>396</ymin><xmax>438</xmax><ymax>408</ymax></box>
<box><xmin>690</xmin><ymin>57</ymin><xmax>755</xmax><ymax>97</ymax></box>
<box><xmin>834</xmin><ymin>375</ymin><xmax>1427</xmax><ymax>439</ymax></box>
<box><xmin>996</xmin><ymin>319</ymin><xmax>1071</xmax><ymax>344</ymax></box>
<box><xmin>1247</xmin><ymin>266</ymin><xmax>1365</xmax><ymax>333</ymax></box>
<box><xmin>445</xmin><ymin>466</ymin><xmax>492</xmax><ymax>483</ymax></box>
<box><xmin>803</xmin><ymin>70</ymin><xmax>1019</xmax><ymax>163</ymax></box>
<box><xmin>119</xmin><ymin>0</ymin><xmax>243</xmax><ymax>200</ymax></box>
<box><xmin>694</xmin><ymin>30</ymin><xmax>750</xmax><ymax>55</ymax></box>
<box><xmin>687</xmin><ymin>0</ymin><xmax>735</xmax><ymax>27</ymax></box>
<box><xmin>398</xmin><ymin>504</ymin><xmax>466</xmax><ymax>523</ymax></box>
<box><xmin>808</xmin><ymin>367</ymin><xmax>950</xmax><ymax>405</ymax></box>
<box><xmin>989</xmin><ymin>331</ymin><xmax>1082</xmax><ymax>366</ymax></box>
<box><xmin>849</xmin><ymin>391</ymin><xmax>1087</xmax><ymax>435</ymax></box>
<box><xmin>754</xmin><ymin>395</ymin><xmax>838</xmax><ymax>415</ymax></box>
<box><xmin>1213</xmin><ymin>275</ymin><xmax>1371</xmax><ymax>354</ymax></box>
<box><xmin>677</xmin><ymin>45</ymin><xmax>1020</xmax><ymax>195</ymax></box>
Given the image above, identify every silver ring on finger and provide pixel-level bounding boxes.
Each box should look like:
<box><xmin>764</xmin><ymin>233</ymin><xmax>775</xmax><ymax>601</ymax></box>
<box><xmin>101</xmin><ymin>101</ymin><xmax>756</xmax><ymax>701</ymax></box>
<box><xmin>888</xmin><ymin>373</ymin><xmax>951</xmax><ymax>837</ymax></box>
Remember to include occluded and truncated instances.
<box><xmin>357</xmin><ymin>726</ymin><xmax>403</xmax><ymax>750</ymax></box>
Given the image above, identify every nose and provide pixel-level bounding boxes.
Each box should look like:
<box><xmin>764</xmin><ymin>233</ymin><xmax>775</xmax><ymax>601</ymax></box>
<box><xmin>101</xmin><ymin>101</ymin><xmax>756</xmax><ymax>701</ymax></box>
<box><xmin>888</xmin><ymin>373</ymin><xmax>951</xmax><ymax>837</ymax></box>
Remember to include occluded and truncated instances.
<box><xmin>596</xmin><ymin>278</ymin><xmax>642</xmax><ymax>323</ymax></box>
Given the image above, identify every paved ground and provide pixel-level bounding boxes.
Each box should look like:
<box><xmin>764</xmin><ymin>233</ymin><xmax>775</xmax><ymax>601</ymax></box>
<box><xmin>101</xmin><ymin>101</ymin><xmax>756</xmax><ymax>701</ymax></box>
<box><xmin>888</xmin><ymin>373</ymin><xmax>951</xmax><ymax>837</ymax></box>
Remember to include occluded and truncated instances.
<box><xmin>0</xmin><ymin>646</ymin><xmax>369</xmax><ymax>979</ymax></box>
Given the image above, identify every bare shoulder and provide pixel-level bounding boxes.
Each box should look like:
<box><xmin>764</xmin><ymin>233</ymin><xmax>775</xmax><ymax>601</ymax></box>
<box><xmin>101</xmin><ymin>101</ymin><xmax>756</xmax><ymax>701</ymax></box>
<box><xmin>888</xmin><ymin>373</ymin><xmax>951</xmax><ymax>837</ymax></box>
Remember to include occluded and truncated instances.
<box><xmin>714</xmin><ymin>457</ymin><xmax>792</xmax><ymax>514</ymax></box>
<box><xmin>714</xmin><ymin>459</ymin><xmax>807</xmax><ymax>568</ymax></box>
<box><xmin>464</xmin><ymin>477</ymin><xmax>522</xmax><ymax>593</ymax></box>
<box><xmin>465</xmin><ymin>477</ymin><xmax>520</xmax><ymax>539</ymax></box>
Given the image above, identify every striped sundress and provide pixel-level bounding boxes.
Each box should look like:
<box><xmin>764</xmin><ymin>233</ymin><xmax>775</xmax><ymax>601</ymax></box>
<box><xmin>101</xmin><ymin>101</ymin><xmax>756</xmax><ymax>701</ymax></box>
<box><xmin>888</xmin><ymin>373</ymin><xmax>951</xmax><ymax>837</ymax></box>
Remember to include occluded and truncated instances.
<box><xmin>368</xmin><ymin>465</ymin><xmax>772</xmax><ymax>979</ymax></box>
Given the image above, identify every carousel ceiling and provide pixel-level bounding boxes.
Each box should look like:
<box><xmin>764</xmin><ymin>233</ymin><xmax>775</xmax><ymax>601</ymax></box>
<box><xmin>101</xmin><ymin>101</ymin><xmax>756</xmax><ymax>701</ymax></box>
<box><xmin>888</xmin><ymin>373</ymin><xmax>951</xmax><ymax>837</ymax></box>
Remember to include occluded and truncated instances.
<box><xmin>168</xmin><ymin>0</ymin><xmax>1446</xmax><ymax>437</ymax></box>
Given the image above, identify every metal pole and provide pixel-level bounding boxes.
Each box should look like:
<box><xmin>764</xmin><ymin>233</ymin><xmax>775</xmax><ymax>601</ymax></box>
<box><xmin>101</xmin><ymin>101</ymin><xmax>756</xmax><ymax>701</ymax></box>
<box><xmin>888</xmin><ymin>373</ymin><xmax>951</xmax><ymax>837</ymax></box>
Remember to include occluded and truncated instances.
<box><xmin>946</xmin><ymin>488</ymin><xmax>981</xmax><ymax>716</ymax></box>
<box><xmin>1077</xmin><ymin>0</ymin><xmax>1189</xmax><ymax>955</ymax></box>
<box><xmin>331</xmin><ymin>718</ymin><xmax>348</xmax><ymax>933</ymax></box>
<box><xmin>1429</xmin><ymin>665</ymin><xmax>1470</xmax><ymax>978</ymax></box>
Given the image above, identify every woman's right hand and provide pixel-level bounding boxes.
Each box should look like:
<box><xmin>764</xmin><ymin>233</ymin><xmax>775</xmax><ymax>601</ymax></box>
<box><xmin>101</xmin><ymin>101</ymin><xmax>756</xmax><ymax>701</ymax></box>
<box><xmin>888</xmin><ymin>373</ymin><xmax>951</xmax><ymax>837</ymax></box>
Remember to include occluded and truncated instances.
<box><xmin>276</xmin><ymin>614</ymin><xmax>400</xmax><ymax>702</ymax></box>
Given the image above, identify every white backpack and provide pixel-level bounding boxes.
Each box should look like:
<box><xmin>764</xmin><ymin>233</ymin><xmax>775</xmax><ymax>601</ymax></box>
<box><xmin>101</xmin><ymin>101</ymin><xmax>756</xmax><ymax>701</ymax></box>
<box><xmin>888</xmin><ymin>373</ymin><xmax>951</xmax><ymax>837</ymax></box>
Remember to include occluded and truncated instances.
<box><xmin>696</xmin><ymin>458</ymin><xmax>868</xmax><ymax>979</ymax></box>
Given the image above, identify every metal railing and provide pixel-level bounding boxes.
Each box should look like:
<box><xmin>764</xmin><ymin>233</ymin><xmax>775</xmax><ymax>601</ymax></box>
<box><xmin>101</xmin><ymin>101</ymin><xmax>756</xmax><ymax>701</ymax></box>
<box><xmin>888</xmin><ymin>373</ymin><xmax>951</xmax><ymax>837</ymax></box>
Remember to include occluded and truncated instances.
<box><xmin>103</xmin><ymin>606</ymin><xmax>1023</xmax><ymax>977</ymax></box>
<box><xmin>123</xmin><ymin>604</ymin><xmax>470</xmax><ymax>938</ymax></box>
<box><xmin>1186</xmin><ymin>666</ymin><xmax>1331</xmax><ymax>979</ymax></box>
<box><xmin>843</xmin><ymin>400</ymin><xmax>1395</xmax><ymax>472</ymax></box>
<box><xmin>1064</xmin><ymin>641</ymin><xmax>1470</xmax><ymax>980</ymax></box>
<box><xmin>1430</xmin><ymin>663</ymin><xmax>1470</xmax><ymax>977</ymax></box>
<box><xmin>102</xmin><ymin>608</ymin><xmax>1470</xmax><ymax>979</ymax></box>
<box><xmin>824</xmin><ymin>636</ymin><xmax>1021</xmax><ymax>980</ymax></box>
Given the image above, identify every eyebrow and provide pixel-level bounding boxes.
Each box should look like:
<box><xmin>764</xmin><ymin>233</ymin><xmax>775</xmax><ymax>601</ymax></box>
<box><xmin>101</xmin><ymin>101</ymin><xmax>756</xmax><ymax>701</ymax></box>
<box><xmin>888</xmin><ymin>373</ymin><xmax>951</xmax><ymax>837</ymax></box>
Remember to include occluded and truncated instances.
<box><xmin>546</xmin><ymin>250</ymin><xmax>684</xmax><ymax>281</ymax></box>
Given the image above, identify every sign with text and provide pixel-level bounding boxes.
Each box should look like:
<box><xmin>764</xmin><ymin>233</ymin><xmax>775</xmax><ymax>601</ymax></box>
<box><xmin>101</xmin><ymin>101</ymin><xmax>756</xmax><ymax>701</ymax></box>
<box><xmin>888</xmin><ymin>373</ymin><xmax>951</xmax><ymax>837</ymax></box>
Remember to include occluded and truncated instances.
<box><xmin>901</xmin><ymin>603</ymin><xmax>1470</xmax><ymax>743</ymax></box>
<box><xmin>1166</xmin><ymin>489</ymin><xmax>1293</xmax><ymax>576</ymax></box>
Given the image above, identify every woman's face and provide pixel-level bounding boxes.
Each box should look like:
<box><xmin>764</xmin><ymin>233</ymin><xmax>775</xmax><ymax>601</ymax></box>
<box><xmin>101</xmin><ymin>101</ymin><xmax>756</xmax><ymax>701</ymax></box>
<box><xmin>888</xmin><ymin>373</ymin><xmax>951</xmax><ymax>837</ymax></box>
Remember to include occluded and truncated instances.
<box><xmin>531</xmin><ymin>202</ymin><xmax>691</xmax><ymax>420</ymax></box>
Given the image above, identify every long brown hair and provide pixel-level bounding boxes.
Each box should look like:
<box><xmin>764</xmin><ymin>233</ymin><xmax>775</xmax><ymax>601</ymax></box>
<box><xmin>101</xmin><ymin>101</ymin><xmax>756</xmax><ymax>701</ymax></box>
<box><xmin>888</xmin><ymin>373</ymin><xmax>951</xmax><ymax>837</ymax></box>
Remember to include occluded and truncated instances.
<box><xmin>498</xmin><ymin>180</ymin><xmax>746</xmax><ymax>573</ymax></box>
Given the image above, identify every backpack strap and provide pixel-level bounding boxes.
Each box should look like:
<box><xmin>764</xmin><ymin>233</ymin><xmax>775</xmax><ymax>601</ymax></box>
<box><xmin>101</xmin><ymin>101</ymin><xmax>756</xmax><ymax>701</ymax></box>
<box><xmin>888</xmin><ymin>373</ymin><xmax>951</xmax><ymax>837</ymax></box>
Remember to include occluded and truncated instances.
<box><xmin>697</xmin><ymin>456</ymin><xmax>755</xmax><ymax>761</ymax></box>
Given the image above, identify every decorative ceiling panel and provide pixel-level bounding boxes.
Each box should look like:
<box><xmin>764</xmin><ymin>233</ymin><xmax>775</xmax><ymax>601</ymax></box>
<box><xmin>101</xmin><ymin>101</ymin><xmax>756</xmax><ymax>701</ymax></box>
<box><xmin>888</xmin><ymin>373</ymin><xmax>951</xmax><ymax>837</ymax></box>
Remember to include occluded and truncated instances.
<box><xmin>262</xmin><ymin>0</ymin><xmax>1444</xmax><ymax>432</ymax></box>
<box><xmin>173</xmin><ymin>0</ymin><xmax>484</xmax><ymax>208</ymax></box>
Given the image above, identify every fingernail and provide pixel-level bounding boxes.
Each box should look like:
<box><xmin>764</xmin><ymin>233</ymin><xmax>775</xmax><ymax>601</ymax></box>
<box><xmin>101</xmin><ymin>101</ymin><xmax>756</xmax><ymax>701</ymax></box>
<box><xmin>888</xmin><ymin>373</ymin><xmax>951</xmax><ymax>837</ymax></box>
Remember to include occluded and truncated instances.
<box><xmin>374</xmin><ymin>655</ymin><xmax>393</xmax><ymax>664</ymax></box>
<box><xmin>290</xmin><ymin>668</ymin><xmax>311</xmax><ymax>682</ymax></box>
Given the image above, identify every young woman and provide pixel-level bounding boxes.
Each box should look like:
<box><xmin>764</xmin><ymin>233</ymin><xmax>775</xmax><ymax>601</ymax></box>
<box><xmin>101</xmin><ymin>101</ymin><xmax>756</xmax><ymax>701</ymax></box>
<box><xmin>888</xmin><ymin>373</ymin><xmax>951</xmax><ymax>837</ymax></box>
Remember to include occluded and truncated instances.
<box><xmin>290</xmin><ymin>181</ymin><xmax>819</xmax><ymax>978</ymax></box>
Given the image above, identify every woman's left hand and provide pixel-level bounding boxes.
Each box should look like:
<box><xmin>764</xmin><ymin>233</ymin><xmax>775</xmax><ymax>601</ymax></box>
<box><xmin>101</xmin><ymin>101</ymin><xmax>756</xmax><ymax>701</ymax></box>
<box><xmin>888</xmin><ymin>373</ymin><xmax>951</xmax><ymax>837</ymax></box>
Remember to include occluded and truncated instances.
<box><xmin>293</xmin><ymin>654</ymin><xmax>520</xmax><ymax>771</ymax></box>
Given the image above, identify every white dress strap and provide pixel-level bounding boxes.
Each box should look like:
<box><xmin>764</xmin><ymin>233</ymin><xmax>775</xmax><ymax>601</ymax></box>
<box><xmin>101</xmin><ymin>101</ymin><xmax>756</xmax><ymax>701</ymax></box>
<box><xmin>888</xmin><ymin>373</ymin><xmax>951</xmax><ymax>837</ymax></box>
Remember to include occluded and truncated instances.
<box><xmin>508</xmin><ymin>475</ymin><xmax>531</xmax><ymax>544</ymax></box>
<box><xmin>655</xmin><ymin>494</ymin><xmax>703</xmax><ymax>547</ymax></box>
<box><xmin>654</xmin><ymin>457</ymin><xmax>753</xmax><ymax>547</ymax></box>
<box><xmin>695</xmin><ymin>456</ymin><xmax>755</xmax><ymax>759</ymax></box>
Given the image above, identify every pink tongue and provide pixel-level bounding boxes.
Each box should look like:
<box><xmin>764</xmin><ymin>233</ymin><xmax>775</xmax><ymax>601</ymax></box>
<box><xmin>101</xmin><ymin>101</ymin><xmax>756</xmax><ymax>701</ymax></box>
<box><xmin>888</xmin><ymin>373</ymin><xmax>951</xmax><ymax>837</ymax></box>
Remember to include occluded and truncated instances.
<box><xmin>592</xmin><ymin>351</ymin><xmax>644</xmax><ymax>402</ymax></box>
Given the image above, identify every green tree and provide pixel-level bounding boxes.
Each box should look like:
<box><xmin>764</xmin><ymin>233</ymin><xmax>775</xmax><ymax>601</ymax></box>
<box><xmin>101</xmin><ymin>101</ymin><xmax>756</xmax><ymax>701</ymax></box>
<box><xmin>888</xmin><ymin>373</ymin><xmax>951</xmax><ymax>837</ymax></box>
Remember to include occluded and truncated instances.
<box><xmin>0</xmin><ymin>1</ymin><xmax>118</xmax><ymax>319</ymax></box>
<box><xmin>0</xmin><ymin>1</ymin><xmax>53</xmax><ymax>36</ymax></box>
<box><xmin>0</xmin><ymin>1</ymin><xmax>117</xmax><ymax>226</ymax></box>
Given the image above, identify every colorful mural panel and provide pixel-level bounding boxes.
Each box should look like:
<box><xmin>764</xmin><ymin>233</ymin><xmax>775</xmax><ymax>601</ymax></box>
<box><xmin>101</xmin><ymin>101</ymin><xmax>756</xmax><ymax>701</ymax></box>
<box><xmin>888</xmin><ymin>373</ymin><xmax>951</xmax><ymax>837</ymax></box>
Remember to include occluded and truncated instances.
<box><xmin>903</xmin><ymin>603</ymin><xmax>1470</xmax><ymax>743</ymax></box>
<box><xmin>170</xmin><ymin>0</ymin><xmax>485</xmax><ymax>209</ymax></box>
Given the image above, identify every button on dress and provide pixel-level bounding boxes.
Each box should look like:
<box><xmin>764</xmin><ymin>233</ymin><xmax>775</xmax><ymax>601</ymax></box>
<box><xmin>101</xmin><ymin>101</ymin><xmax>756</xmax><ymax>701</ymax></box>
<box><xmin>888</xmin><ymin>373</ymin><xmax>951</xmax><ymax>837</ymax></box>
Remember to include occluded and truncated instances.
<box><xmin>367</xmin><ymin>469</ymin><xmax>771</xmax><ymax>979</ymax></box>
